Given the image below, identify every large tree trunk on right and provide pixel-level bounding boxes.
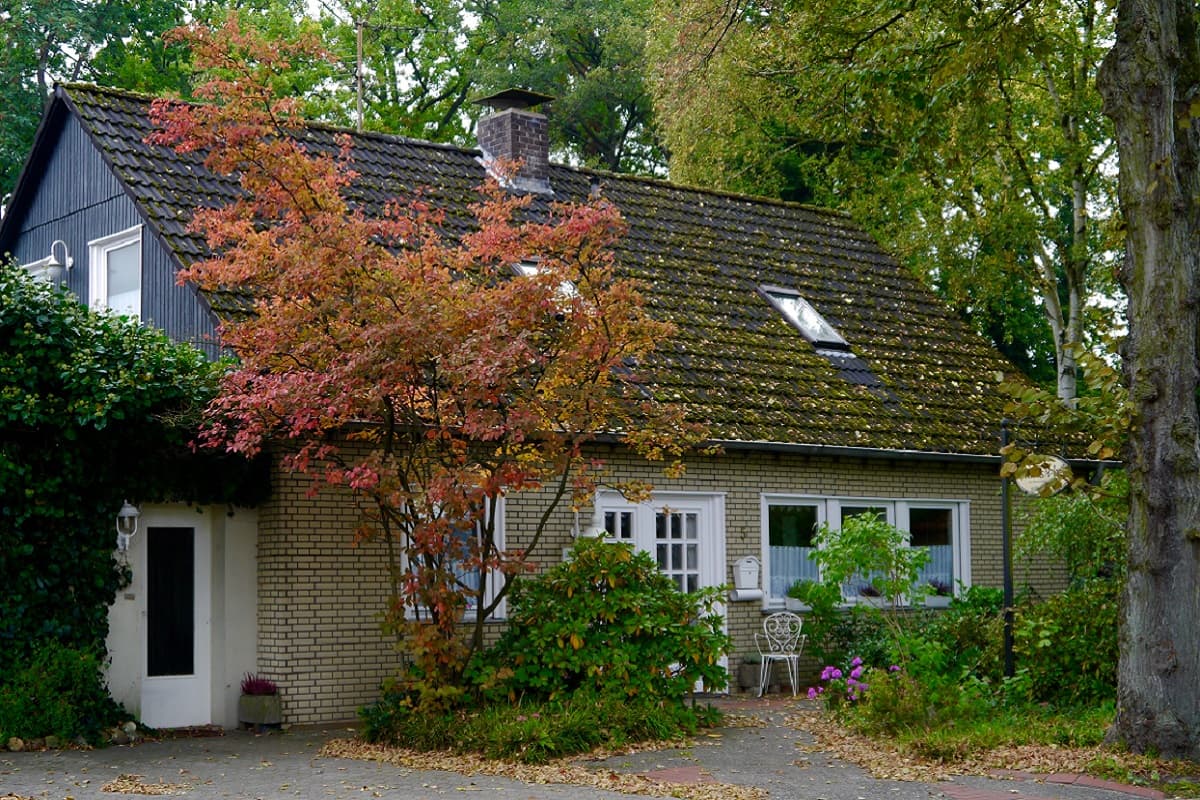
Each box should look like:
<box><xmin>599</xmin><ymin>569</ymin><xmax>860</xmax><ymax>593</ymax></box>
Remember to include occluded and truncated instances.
<box><xmin>1097</xmin><ymin>0</ymin><xmax>1200</xmax><ymax>758</ymax></box>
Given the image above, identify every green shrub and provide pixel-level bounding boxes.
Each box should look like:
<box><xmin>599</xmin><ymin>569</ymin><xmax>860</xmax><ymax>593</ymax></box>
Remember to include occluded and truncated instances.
<box><xmin>0</xmin><ymin>640</ymin><xmax>127</xmax><ymax>742</ymax></box>
<box><xmin>361</xmin><ymin>688</ymin><xmax>712</xmax><ymax>763</ymax></box>
<box><xmin>1013</xmin><ymin>579</ymin><xmax>1118</xmax><ymax>704</ymax></box>
<box><xmin>476</xmin><ymin>536</ymin><xmax>730</xmax><ymax>702</ymax></box>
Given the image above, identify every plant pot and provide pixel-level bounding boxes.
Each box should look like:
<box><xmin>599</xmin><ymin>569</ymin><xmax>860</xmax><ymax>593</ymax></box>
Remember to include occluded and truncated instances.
<box><xmin>924</xmin><ymin>595</ymin><xmax>952</xmax><ymax>608</ymax></box>
<box><xmin>784</xmin><ymin>597</ymin><xmax>811</xmax><ymax>612</ymax></box>
<box><xmin>238</xmin><ymin>694</ymin><xmax>282</xmax><ymax>728</ymax></box>
<box><xmin>859</xmin><ymin>596</ymin><xmax>888</xmax><ymax>608</ymax></box>
<box><xmin>737</xmin><ymin>661</ymin><xmax>761</xmax><ymax>692</ymax></box>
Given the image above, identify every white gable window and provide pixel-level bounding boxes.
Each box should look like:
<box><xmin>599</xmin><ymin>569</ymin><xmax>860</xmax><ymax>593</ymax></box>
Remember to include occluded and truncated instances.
<box><xmin>759</xmin><ymin>285</ymin><xmax>849</xmax><ymax>350</ymax></box>
<box><xmin>88</xmin><ymin>226</ymin><xmax>142</xmax><ymax>318</ymax></box>
<box><xmin>760</xmin><ymin>494</ymin><xmax>971</xmax><ymax>607</ymax></box>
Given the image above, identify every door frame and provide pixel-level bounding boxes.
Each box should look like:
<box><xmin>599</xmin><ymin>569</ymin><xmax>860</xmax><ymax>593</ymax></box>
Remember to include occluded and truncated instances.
<box><xmin>137</xmin><ymin>507</ymin><xmax>213</xmax><ymax>728</ymax></box>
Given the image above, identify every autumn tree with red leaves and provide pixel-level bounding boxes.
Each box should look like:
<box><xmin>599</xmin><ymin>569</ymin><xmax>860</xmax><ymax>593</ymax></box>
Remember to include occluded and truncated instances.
<box><xmin>149</xmin><ymin>16</ymin><xmax>703</xmax><ymax>694</ymax></box>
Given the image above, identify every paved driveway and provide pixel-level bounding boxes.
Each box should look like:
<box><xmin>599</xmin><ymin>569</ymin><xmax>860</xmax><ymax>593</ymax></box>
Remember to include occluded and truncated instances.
<box><xmin>0</xmin><ymin>698</ymin><xmax>1164</xmax><ymax>800</ymax></box>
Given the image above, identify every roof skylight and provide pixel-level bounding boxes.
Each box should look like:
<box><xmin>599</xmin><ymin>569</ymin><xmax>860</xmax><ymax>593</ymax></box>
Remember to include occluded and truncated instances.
<box><xmin>513</xmin><ymin>259</ymin><xmax>578</xmax><ymax>299</ymax></box>
<box><xmin>759</xmin><ymin>285</ymin><xmax>849</xmax><ymax>350</ymax></box>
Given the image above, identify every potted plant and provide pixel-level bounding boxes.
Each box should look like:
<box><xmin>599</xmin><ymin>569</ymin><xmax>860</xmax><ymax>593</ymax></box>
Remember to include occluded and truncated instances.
<box><xmin>238</xmin><ymin>673</ymin><xmax>281</xmax><ymax>729</ymax></box>
<box><xmin>923</xmin><ymin>579</ymin><xmax>954</xmax><ymax>608</ymax></box>
<box><xmin>737</xmin><ymin>655</ymin><xmax>762</xmax><ymax>692</ymax></box>
<box><xmin>857</xmin><ymin>582</ymin><xmax>888</xmax><ymax>607</ymax></box>
<box><xmin>785</xmin><ymin>579</ymin><xmax>817</xmax><ymax>611</ymax></box>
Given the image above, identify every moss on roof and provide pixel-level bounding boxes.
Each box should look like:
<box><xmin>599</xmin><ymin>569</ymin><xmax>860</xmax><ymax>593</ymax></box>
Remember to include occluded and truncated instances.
<box><xmin>59</xmin><ymin>83</ymin><xmax>1019</xmax><ymax>456</ymax></box>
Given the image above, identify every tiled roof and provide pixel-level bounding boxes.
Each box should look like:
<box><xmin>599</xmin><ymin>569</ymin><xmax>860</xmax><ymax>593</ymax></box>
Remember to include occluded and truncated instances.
<box><xmin>59</xmin><ymin>84</ymin><xmax>1017</xmax><ymax>456</ymax></box>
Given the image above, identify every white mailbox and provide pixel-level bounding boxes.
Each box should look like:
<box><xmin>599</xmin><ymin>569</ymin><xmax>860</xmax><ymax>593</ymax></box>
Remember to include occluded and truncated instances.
<box><xmin>730</xmin><ymin>556</ymin><xmax>763</xmax><ymax>601</ymax></box>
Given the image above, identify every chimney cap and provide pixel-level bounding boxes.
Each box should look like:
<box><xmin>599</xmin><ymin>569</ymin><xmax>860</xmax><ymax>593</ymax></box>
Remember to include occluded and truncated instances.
<box><xmin>473</xmin><ymin>88</ymin><xmax>555</xmax><ymax>112</ymax></box>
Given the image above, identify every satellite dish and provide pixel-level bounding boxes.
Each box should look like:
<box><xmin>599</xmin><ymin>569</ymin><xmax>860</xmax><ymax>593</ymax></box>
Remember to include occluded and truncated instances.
<box><xmin>1014</xmin><ymin>455</ymin><xmax>1073</xmax><ymax>496</ymax></box>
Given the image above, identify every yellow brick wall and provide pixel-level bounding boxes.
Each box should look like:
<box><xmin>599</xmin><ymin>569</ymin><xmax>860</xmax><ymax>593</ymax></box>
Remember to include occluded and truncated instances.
<box><xmin>258</xmin><ymin>444</ymin><xmax>1060</xmax><ymax>722</ymax></box>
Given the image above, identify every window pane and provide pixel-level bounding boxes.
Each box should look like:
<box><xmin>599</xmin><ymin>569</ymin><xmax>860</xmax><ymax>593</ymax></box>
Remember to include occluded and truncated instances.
<box><xmin>106</xmin><ymin>241</ymin><xmax>140</xmax><ymax>315</ymax></box>
<box><xmin>841</xmin><ymin>506</ymin><xmax>885</xmax><ymax>525</ymax></box>
<box><xmin>450</xmin><ymin>523</ymin><xmax>480</xmax><ymax>606</ymax></box>
<box><xmin>767</xmin><ymin>503</ymin><xmax>819</xmax><ymax>598</ymax></box>
<box><xmin>910</xmin><ymin>508</ymin><xmax>951</xmax><ymax>546</ymax></box>
<box><xmin>911</xmin><ymin>507</ymin><xmax>954</xmax><ymax>592</ymax></box>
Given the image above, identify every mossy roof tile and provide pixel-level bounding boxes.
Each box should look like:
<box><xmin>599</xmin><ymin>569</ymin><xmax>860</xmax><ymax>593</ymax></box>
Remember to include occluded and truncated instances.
<box><xmin>57</xmin><ymin>83</ymin><xmax>1019</xmax><ymax>456</ymax></box>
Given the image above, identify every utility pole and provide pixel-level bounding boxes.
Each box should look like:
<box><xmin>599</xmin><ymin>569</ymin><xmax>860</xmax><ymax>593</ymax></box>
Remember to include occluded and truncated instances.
<box><xmin>355</xmin><ymin>17</ymin><xmax>364</xmax><ymax>133</ymax></box>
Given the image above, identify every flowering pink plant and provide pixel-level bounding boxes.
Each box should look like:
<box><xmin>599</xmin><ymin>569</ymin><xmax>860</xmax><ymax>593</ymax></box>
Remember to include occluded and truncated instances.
<box><xmin>806</xmin><ymin>656</ymin><xmax>894</xmax><ymax>708</ymax></box>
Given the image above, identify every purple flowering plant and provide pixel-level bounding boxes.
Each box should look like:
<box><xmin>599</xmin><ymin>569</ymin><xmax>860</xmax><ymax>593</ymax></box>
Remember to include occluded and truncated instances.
<box><xmin>806</xmin><ymin>656</ymin><xmax>891</xmax><ymax>708</ymax></box>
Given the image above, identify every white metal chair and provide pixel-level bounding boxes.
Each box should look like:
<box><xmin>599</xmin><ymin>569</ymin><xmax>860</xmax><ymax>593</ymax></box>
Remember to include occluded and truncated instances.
<box><xmin>754</xmin><ymin>611</ymin><xmax>806</xmax><ymax>697</ymax></box>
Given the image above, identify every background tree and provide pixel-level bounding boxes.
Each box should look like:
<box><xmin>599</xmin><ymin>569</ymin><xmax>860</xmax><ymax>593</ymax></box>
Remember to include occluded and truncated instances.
<box><xmin>0</xmin><ymin>0</ymin><xmax>323</xmax><ymax>197</ymax></box>
<box><xmin>310</xmin><ymin>0</ymin><xmax>666</xmax><ymax>173</ymax></box>
<box><xmin>151</xmin><ymin>15</ymin><xmax>702</xmax><ymax>693</ymax></box>
<box><xmin>1097</xmin><ymin>0</ymin><xmax>1200</xmax><ymax>758</ymax></box>
<box><xmin>648</xmin><ymin>0</ymin><xmax>1119</xmax><ymax>398</ymax></box>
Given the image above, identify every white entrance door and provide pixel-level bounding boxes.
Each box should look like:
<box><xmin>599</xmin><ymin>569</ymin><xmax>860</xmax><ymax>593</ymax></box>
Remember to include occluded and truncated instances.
<box><xmin>139</xmin><ymin>513</ymin><xmax>211</xmax><ymax>728</ymax></box>
<box><xmin>596</xmin><ymin>492</ymin><xmax>728</xmax><ymax>689</ymax></box>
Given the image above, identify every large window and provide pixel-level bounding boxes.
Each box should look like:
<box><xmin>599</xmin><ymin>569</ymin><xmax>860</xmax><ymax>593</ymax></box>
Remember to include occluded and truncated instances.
<box><xmin>760</xmin><ymin>495</ymin><xmax>970</xmax><ymax>607</ymax></box>
<box><xmin>410</xmin><ymin>498</ymin><xmax>506</xmax><ymax>621</ymax></box>
<box><xmin>88</xmin><ymin>226</ymin><xmax>142</xmax><ymax>318</ymax></box>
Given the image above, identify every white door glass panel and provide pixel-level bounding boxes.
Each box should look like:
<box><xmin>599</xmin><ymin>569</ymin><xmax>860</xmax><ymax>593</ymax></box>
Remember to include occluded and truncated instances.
<box><xmin>655</xmin><ymin>508</ymin><xmax>701</xmax><ymax>593</ymax></box>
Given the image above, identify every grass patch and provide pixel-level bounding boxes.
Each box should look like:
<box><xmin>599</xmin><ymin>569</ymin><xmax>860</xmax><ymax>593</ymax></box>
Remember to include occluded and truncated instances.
<box><xmin>361</xmin><ymin>690</ymin><xmax>720</xmax><ymax>764</ymax></box>
<box><xmin>885</xmin><ymin>702</ymin><xmax>1113</xmax><ymax>761</ymax></box>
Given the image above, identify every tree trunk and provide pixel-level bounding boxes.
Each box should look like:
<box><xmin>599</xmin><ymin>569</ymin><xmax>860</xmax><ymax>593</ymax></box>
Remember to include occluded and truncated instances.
<box><xmin>1097</xmin><ymin>0</ymin><xmax>1200</xmax><ymax>758</ymax></box>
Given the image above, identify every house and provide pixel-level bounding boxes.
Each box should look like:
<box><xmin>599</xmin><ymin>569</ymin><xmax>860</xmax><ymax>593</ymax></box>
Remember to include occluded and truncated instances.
<box><xmin>0</xmin><ymin>84</ymin><xmax>1062</xmax><ymax>727</ymax></box>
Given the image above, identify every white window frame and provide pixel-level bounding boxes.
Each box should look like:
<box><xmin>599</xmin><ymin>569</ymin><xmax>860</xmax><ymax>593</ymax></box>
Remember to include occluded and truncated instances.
<box><xmin>759</xmin><ymin>284</ymin><xmax>849</xmax><ymax>349</ymax></box>
<box><xmin>759</xmin><ymin>494</ymin><xmax>971</xmax><ymax>610</ymax></box>
<box><xmin>512</xmin><ymin>258</ymin><xmax>579</xmax><ymax>300</ymax></box>
<box><xmin>88</xmin><ymin>225</ymin><xmax>142</xmax><ymax>317</ymax></box>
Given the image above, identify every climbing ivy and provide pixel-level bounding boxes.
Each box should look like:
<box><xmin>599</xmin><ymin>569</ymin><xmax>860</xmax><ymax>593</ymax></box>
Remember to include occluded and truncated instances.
<box><xmin>0</xmin><ymin>261</ymin><xmax>261</xmax><ymax>672</ymax></box>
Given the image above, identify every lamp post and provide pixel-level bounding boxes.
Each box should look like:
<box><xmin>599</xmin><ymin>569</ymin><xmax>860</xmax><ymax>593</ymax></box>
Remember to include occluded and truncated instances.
<box><xmin>116</xmin><ymin>501</ymin><xmax>140</xmax><ymax>552</ymax></box>
<box><xmin>1000</xmin><ymin>420</ymin><xmax>1015</xmax><ymax>678</ymax></box>
<box><xmin>999</xmin><ymin>420</ymin><xmax>1073</xmax><ymax>679</ymax></box>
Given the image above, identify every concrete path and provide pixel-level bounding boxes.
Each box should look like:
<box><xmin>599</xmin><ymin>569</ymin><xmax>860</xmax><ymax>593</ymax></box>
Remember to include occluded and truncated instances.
<box><xmin>0</xmin><ymin>697</ymin><xmax>1165</xmax><ymax>800</ymax></box>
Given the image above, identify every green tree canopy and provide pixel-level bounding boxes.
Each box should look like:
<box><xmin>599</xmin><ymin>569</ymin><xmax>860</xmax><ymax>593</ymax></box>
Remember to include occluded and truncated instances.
<box><xmin>648</xmin><ymin>0</ymin><xmax>1120</xmax><ymax>397</ymax></box>
<box><xmin>311</xmin><ymin>0</ymin><xmax>666</xmax><ymax>173</ymax></box>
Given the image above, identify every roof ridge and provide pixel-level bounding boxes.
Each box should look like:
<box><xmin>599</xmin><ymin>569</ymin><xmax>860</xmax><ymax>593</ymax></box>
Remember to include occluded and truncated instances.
<box><xmin>58</xmin><ymin>83</ymin><xmax>852</xmax><ymax>223</ymax></box>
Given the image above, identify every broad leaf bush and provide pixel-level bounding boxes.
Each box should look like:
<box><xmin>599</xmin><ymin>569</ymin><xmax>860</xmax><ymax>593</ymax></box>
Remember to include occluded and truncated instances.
<box><xmin>1012</xmin><ymin>579</ymin><xmax>1119</xmax><ymax>704</ymax></box>
<box><xmin>362</xmin><ymin>536</ymin><xmax>728</xmax><ymax>759</ymax></box>
<box><xmin>478</xmin><ymin>536</ymin><xmax>730</xmax><ymax>701</ymax></box>
<box><xmin>0</xmin><ymin>640</ymin><xmax>126</xmax><ymax>743</ymax></box>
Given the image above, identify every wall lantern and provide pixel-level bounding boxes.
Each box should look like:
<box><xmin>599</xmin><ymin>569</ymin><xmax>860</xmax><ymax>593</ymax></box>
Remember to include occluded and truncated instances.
<box><xmin>46</xmin><ymin>239</ymin><xmax>73</xmax><ymax>286</ymax></box>
<box><xmin>116</xmin><ymin>501</ymin><xmax>141</xmax><ymax>552</ymax></box>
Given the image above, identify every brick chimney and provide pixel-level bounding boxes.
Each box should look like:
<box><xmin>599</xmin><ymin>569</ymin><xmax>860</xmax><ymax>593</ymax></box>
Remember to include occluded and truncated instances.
<box><xmin>474</xmin><ymin>89</ymin><xmax>555</xmax><ymax>195</ymax></box>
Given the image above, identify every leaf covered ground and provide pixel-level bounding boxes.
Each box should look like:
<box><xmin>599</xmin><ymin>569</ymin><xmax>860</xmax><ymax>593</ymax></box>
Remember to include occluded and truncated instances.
<box><xmin>320</xmin><ymin>737</ymin><xmax>768</xmax><ymax>800</ymax></box>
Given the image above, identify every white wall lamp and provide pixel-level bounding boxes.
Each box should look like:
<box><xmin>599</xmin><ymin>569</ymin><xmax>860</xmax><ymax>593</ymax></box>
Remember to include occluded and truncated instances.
<box><xmin>46</xmin><ymin>240</ymin><xmax>73</xmax><ymax>286</ymax></box>
<box><xmin>116</xmin><ymin>501</ymin><xmax>141</xmax><ymax>552</ymax></box>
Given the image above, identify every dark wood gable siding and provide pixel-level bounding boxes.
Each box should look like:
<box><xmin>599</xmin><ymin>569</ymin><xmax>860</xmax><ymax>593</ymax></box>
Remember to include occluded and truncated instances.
<box><xmin>6</xmin><ymin>113</ymin><xmax>221</xmax><ymax>358</ymax></box>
